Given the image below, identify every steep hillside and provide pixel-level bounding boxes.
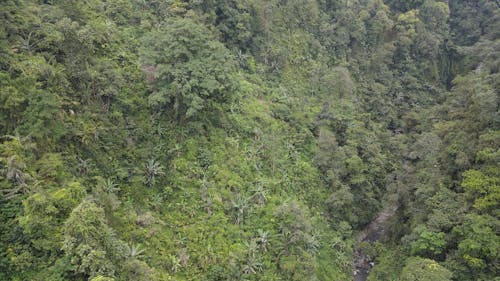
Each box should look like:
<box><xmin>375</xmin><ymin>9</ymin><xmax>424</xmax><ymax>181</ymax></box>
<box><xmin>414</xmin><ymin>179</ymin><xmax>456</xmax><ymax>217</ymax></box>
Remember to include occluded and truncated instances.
<box><xmin>0</xmin><ymin>1</ymin><xmax>498</xmax><ymax>280</ymax></box>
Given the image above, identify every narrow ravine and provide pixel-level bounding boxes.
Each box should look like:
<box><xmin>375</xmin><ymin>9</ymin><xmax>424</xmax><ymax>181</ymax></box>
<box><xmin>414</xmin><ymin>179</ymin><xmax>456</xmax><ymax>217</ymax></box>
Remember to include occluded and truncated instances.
<box><xmin>353</xmin><ymin>206</ymin><xmax>396</xmax><ymax>281</ymax></box>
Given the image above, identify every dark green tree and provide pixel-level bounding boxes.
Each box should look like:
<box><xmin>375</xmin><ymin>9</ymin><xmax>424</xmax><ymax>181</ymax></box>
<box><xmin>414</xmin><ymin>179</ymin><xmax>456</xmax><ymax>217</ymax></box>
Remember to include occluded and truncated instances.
<box><xmin>140</xmin><ymin>17</ymin><xmax>238</xmax><ymax>122</ymax></box>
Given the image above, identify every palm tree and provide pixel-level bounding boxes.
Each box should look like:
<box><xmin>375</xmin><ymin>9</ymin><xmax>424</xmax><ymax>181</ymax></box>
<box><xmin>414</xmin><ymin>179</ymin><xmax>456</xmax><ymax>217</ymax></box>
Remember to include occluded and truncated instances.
<box><xmin>19</xmin><ymin>31</ymin><xmax>42</xmax><ymax>53</ymax></box>
<box><xmin>1</xmin><ymin>155</ymin><xmax>33</xmax><ymax>199</ymax></box>
<box><xmin>77</xmin><ymin>157</ymin><xmax>92</xmax><ymax>176</ymax></box>
<box><xmin>2</xmin><ymin>134</ymin><xmax>36</xmax><ymax>151</ymax></box>
<box><xmin>124</xmin><ymin>243</ymin><xmax>145</xmax><ymax>259</ymax></box>
<box><xmin>169</xmin><ymin>254</ymin><xmax>181</xmax><ymax>272</ymax></box>
<box><xmin>250</xmin><ymin>183</ymin><xmax>268</xmax><ymax>205</ymax></box>
<box><xmin>231</xmin><ymin>195</ymin><xmax>248</xmax><ymax>224</ymax></box>
<box><xmin>147</xmin><ymin>193</ymin><xmax>163</xmax><ymax>210</ymax></box>
<box><xmin>236</xmin><ymin>49</ymin><xmax>249</xmax><ymax>67</ymax></box>
<box><xmin>244</xmin><ymin>240</ymin><xmax>258</xmax><ymax>257</ymax></box>
<box><xmin>144</xmin><ymin>159</ymin><xmax>163</xmax><ymax>187</ymax></box>
<box><xmin>4</xmin><ymin>155</ymin><xmax>27</xmax><ymax>186</ymax></box>
<box><xmin>305</xmin><ymin>233</ymin><xmax>320</xmax><ymax>254</ymax></box>
<box><xmin>0</xmin><ymin>179</ymin><xmax>37</xmax><ymax>200</ymax></box>
<box><xmin>242</xmin><ymin>254</ymin><xmax>263</xmax><ymax>275</ymax></box>
<box><xmin>102</xmin><ymin>178</ymin><xmax>119</xmax><ymax>193</ymax></box>
<box><xmin>256</xmin><ymin>229</ymin><xmax>270</xmax><ymax>252</ymax></box>
<box><xmin>168</xmin><ymin>143</ymin><xmax>182</xmax><ymax>158</ymax></box>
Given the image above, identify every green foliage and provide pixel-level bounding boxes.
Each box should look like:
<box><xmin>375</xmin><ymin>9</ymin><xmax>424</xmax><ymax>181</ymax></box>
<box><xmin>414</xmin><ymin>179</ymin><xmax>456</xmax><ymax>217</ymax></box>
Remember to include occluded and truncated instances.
<box><xmin>0</xmin><ymin>1</ymin><xmax>498</xmax><ymax>281</ymax></box>
<box><xmin>62</xmin><ymin>200</ymin><xmax>123</xmax><ymax>279</ymax></box>
<box><xmin>90</xmin><ymin>276</ymin><xmax>115</xmax><ymax>281</ymax></box>
<box><xmin>451</xmin><ymin>214</ymin><xmax>499</xmax><ymax>276</ymax></box>
<box><xmin>143</xmin><ymin>159</ymin><xmax>163</xmax><ymax>188</ymax></box>
<box><xmin>121</xmin><ymin>259</ymin><xmax>160</xmax><ymax>281</ymax></box>
<box><xmin>409</xmin><ymin>226</ymin><xmax>446</xmax><ymax>258</ymax></box>
<box><xmin>400</xmin><ymin>257</ymin><xmax>452</xmax><ymax>281</ymax></box>
<box><xmin>367</xmin><ymin>244</ymin><xmax>405</xmax><ymax>281</ymax></box>
<box><xmin>140</xmin><ymin>17</ymin><xmax>237</xmax><ymax>121</ymax></box>
<box><xmin>462</xmin><ymin>169</ymin><xmax>500</xmax><ymax>213</ymax></box>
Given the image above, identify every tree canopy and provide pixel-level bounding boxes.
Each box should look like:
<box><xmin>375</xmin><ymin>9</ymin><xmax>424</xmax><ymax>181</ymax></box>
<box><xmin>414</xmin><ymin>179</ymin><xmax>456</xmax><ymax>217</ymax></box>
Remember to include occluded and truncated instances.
<box><xmin>0</xmin><ymin>1</ymin><xmax>498</xmax><ymax>280</ymax></box>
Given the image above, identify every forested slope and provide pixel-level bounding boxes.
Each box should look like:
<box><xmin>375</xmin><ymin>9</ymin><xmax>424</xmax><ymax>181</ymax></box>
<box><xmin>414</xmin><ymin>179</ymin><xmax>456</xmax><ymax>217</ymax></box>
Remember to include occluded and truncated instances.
<box><xmin>0</xmin><ymin>1</ymin><xmax>498</xmax><ymax>280</ymax></box>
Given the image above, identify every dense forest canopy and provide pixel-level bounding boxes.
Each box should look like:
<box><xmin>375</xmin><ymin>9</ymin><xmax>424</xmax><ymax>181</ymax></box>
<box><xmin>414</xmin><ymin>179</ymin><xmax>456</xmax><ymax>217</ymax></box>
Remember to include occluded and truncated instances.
<box><xmin>0</xmin><ymin>0</ymin><xmax>498</xmax><ymax>280</ymax></box>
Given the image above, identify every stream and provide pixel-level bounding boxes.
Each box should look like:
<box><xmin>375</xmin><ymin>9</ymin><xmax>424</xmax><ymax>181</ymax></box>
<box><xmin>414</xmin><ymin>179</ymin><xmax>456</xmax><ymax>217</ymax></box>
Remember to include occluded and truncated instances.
<box><xmin>353</xmin><ymin>206</ymin><xmax>396</xmax><ymax>281</ymax></box>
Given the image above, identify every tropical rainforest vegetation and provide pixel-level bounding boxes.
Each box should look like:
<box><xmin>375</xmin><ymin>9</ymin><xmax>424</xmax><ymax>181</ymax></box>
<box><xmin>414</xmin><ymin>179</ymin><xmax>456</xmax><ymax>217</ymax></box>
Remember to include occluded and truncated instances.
<box><xmin>0</xmin><ymin>0</ymin><xmax>498</xmax><ymax>280</ymax></box>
